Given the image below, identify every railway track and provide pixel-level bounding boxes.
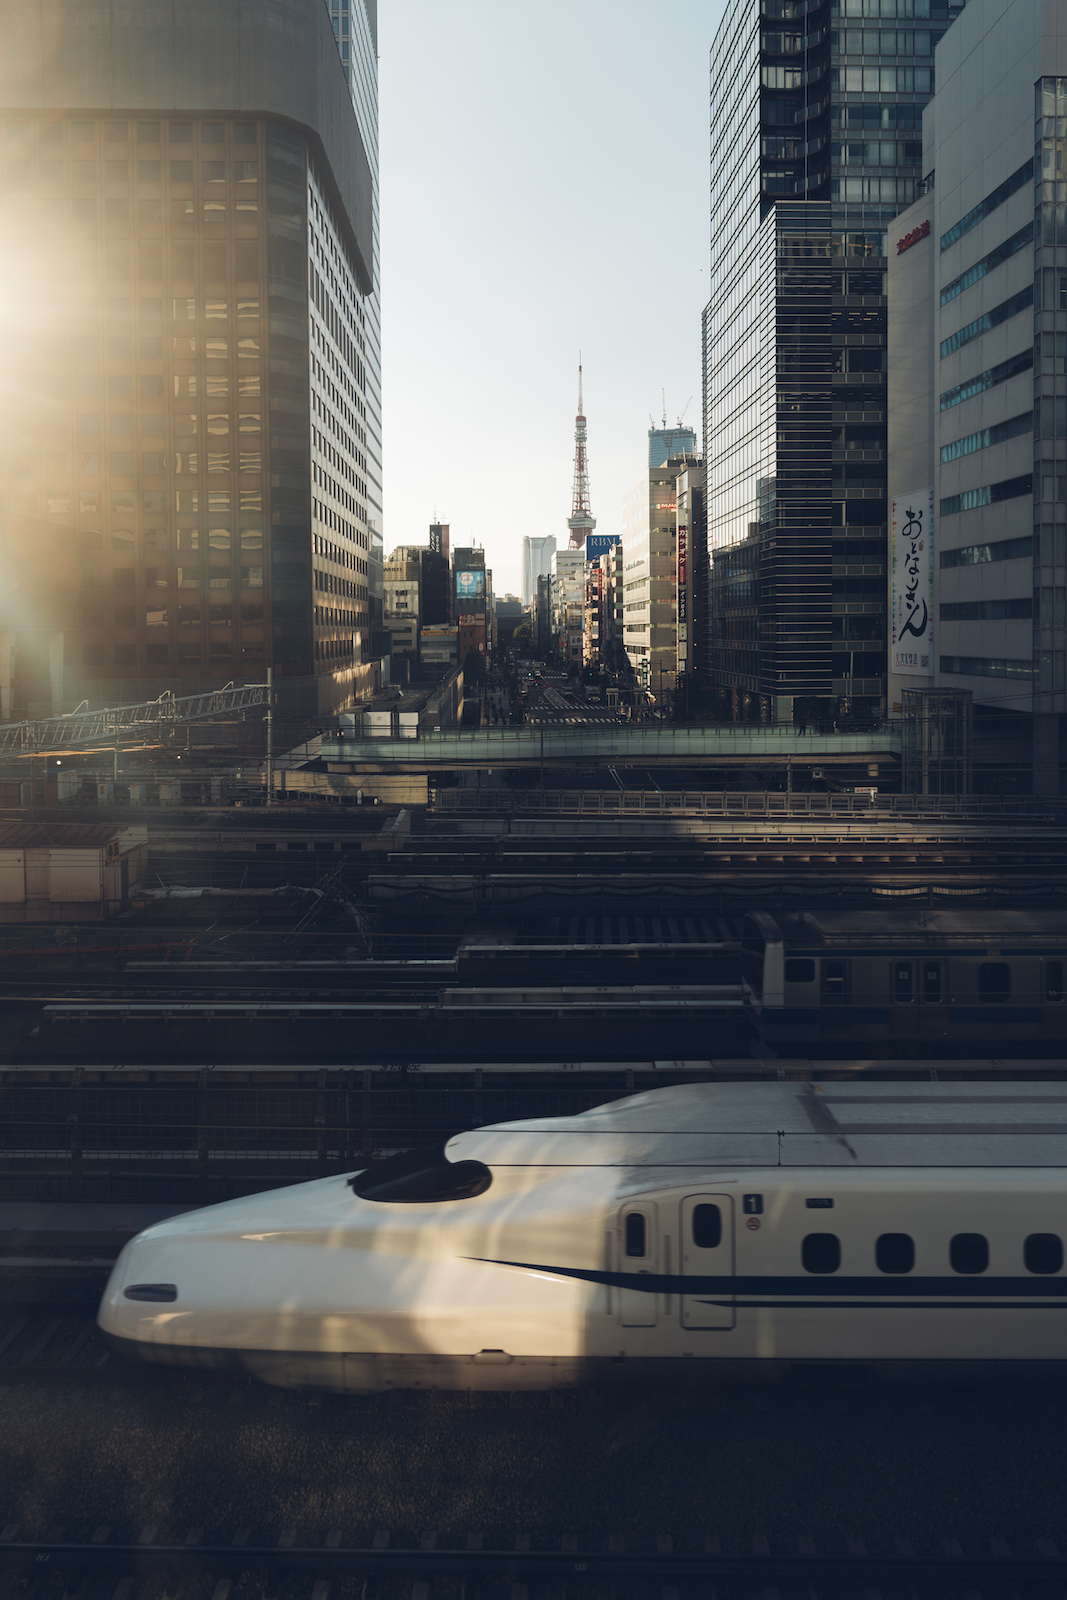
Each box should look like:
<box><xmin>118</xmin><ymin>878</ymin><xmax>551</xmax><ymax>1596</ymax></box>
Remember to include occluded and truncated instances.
<box><xmin>3</xmin><ymin>1529</ymin><xmax>1067</xmax><ymax>1589</ymax></box>
<box><xmin>5</xmin><ymin>1303</ymin><xmax>1067</xmax><ymax>1598</ymax></box>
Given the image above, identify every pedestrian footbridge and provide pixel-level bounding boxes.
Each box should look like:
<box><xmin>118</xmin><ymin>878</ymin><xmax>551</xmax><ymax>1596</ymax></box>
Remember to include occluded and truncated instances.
<box><xmin>319</xmin><ymin>723</ymin><xmax>901</xmax><ymax>775</ymax></box>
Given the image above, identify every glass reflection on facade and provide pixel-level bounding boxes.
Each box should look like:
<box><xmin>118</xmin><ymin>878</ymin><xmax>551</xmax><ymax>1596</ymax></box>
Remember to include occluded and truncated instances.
<box><xmin>704</xmin><ymin>0</ymin><xmax>964</xmax><ymax>722</ymax></box>
<box><xmin>1034</xmin><ymin>77</ymin><xmax>1067</xmax><ymax>710</ymax></box>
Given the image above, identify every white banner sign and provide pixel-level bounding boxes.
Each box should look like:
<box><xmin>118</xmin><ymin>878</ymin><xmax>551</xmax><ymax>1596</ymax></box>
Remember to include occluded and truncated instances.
<box><xmin>891</xmin><ymin>487</ymin><xmax>934</xmax><ymax>675</ymax></box>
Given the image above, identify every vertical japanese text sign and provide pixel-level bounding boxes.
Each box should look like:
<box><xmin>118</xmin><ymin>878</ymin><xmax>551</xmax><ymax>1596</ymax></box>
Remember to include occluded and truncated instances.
<box><xmin>891</xmin><ymin>488</ymin><xmax>934</xmax><ymax>675</ymax></box>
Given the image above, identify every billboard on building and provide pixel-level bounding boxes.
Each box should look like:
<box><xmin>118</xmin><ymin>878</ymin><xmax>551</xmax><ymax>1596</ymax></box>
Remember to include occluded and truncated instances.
<box><xmin>891</xmin><ymin>487</ymin><xmax>934</xmax><ymax>675</ymax></box>
<box><xmin>455</xmin><ymin>569</ymin><xmax>485</xmax><ymax>600</ymax></box>
<box><xmin>677</xmin><ymin>523</ymin><xmax>688</xmax><ymax>670</ymax></box>
<box><xmin>585</xmin><ymin>533</ymin><xmax>620</xmax><ymax>560</ymax></box>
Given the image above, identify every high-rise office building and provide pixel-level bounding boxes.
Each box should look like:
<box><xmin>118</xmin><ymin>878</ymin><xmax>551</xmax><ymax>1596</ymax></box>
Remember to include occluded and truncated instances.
<box><xmin>453</xmin><ymin>545</ymin><xmax>490</xmax><ymax>666</ymax></box>
<box><xmin>703</xmin><ymin>0</ymin><xmax>964</xmax><ymax>724</ymax></box>
<box><xmin>521</xmin><ymin>534</ymin><xmax>556</xmax><ymax>608</ymax></box>
<box><xmin>551</xmin><ymin>548</ymin><xmax>585</xmax><ymax>665</ymax></box>
<box><xmin>621</xmin><ymin>455</ymin><xmax>695</xmax><ymax>704</ymax></box>
<box><xmin>0</xmin><ymin>0</ymin><xmax>381</xmax><ymax>721</ymax></box>
<box><xmin>648</xmin><ymin>424</ymin><xmax>697</xmax><ymax>470</ymax></box>
<box><xmin>886</xmin><ymin>0</ymin><xmax>1060</xmax><ymax>791</ymax></box>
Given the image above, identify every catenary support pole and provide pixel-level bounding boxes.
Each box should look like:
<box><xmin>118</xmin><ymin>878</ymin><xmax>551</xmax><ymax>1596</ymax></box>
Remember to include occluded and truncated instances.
<box><xmin>266</xmin><ymin>666</ymin><xmax>274</xmax><ymax>808</ymax></box>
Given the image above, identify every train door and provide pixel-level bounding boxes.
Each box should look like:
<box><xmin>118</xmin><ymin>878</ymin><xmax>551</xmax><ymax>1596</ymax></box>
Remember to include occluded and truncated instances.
<box><xmin>1042</xmin><ymin>960</ymin><xmax>1067</xmax><ymax>1038</ymax></box>
<box><xmin>680</xmin><ymin>1195</ymin><xmax>735</xmax><ymax>1330</ymax></box>
<box><xmin>890</xmin><ymin>959</ymin><xmax>918</xmax><ymax>1037</ymax></box>
<box><xmin>618</xmin><ymin>1204</ymin><xmax>657</xmax><ymax>1326</ymax></box>
<box><xmin>918</xmin><ymin>959</ymin><xmax>949</xmax><ymax>1038</ymax></box>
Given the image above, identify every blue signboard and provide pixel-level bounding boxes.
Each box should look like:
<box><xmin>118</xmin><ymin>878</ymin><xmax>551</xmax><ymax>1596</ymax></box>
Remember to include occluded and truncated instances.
<box><xmin>585</xmin><ymin>533</ymin><xmax>621</xmax><ymax>560</ymax></box>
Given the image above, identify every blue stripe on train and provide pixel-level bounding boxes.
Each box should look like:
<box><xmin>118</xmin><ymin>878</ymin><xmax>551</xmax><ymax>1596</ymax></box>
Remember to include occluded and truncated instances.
<box><xmin>760</xmin><ymin>1008</ymin><xmax>1042</xmax><ymax>1028</ymax></box>
<box><xmin>475</xmin><ymin>1259</ymin><xmax>1067</xmax><ymax>1300</ymax></box>
<box><xmin>760</xmin><ymin>1008</ymin><xmax>889</xmax><ymax>1027</ymax></box>
<box><xmin>949</xmin><ymin>1008</ymin><xmax>1041</xmax><ymax>1025</ymax></box>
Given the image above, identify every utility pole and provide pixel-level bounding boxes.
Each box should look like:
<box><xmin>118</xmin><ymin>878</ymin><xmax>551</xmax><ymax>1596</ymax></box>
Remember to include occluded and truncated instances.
<box><xmin>265</xmin><ymin>666</ymin><xmax>274</xmax><ymax>807</ymax></box>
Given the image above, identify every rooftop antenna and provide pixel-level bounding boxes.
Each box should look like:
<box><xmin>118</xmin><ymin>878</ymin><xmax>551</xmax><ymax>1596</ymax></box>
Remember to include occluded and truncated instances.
<box><xmin>662</xmin><ymin>389</ymin><xmax>667</xmax><ymax>429</ymax></box>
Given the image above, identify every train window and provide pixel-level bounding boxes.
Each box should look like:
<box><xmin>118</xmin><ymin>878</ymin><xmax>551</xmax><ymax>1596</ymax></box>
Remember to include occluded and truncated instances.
<box><xmin>876</xmin><ymin>1233</ymin><xmax>915</xmax><ymax>1274</ymax></box>
<box><xmin>950</xmin><ymin>1233</ymin><xmax>989</xmax><ymax>1274</ymax></box>
<box><xmin>1025</xmin><ymin>1233</ymin><xmax>1064</xmax><ymax>1274</ymax></box>
<box><xmin>785</xmin><ymin>958</ymin><xmax>816</xmax><ymax>983</ymax></box>
<box><xmin>923</xmin><ymin>963</ymin><xmax>942</xmax><ymax>1003</ymax></box>
<box><xmin>1046</xmin><ymin>962</ymin><xmax>1065</xmax><ymax>1003</ymax></box>
<box><xmin>123</xmin><ymin>1283</ymin><xmax>178</xmax><ymax>1302</ymax></box>
<box><xmin>978</xmin><ymin>962</ymin><xmax>1011</xmax><ymax>1003</ymax></box>
<box><xmin>893</xmin><ymin>963</ymin><xmax>914</xmax><ymax>1003</ymax></box>
<box><xmin>821</xmin><ymin>960</ymin><xmax>849</xmax><ymax>1003</ymax></box>
<box><xmin>692</xmin><ymin>1203</ymin><xmax>722</xmax><ymax>1249</ymax></box>
<box><xmin>349</xmin><ymin>1141</ymin><xmax>492</xmax><ymax>1203</ymax></box>
<box><xmin>802</xmin><ymin>1233</ymin><xmax>841</xmax><ymax>1274</ymax></box>
<box><xmin>625</xmin><ymin>1213</ymin><xmax>647</xmax><ymax>1257</ymax></box>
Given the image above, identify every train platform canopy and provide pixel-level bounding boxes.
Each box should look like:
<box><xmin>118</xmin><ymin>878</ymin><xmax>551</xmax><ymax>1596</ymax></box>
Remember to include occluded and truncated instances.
<box><xmin>758</xmin><ymin>906</ymin><xmax>1067</xmax><ymax>944</ymax></box>
<box><xmin>0</xmin><ymin>821</ymin><xmax>130</xmax><ymax>850</ymax></box>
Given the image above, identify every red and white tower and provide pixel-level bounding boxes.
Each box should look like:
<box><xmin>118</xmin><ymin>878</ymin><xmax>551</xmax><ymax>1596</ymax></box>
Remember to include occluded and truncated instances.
<box><xmin>566</xmin><ymin>363</ymin><xmax>596</xmax><ymax>549</ymax></box>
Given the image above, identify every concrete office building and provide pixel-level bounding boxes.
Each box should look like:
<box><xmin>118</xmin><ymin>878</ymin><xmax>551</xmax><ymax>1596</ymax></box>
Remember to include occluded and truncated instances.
<box><xmin>0</xmin><ymin>0</ymin><xmax>382</xmax><ymax>721</ymax></box>
<box><xmin>583</xmin><ymin>555</ymin><xmax>607</xmax><ymax>670</ymax></box>
<box><xmin>494</xmin><ymin>594</ymin><xmax>524</xmax><ymax>653</ymax></box>
<box><xmin>675</xmin><ymin>456</ymin><xmax>706</xmax><ymax>689</ymax></box>
<box><xmin>703</xmin><ymin>0</ymin><xmax>965</xmax><ymax>726</ymax></box>
<box><xmin>383</xmin><ymin>545</ymin><xmax>422</xmax><ymax>666</ymax></box>
<box><xmin>887</xmin><ymin>0</ymin><xmax>1066</xmax><ymax>791</ymax></box>
<box><xmin>621</xmin><ymin>455</ymin><xmax>696</xmax><ymax>704</ymax></box>
<box><xmin>521</xmin><ymin>534</ymin><xmax>556</xmax><ymax>608</ymax></box>
<box><xmin>422</xmin><ymin>523</ymin><xmax>451</xmax><ymax>625</ymax></box>
<box><xmin>603</xmin><ymin>540</ymin><xmax>626</xmax><ymax>676</ymax></box>
<box><xmin>534</xmin><ymin>572</ymin><xmax>552</xmax><ymax>659</ymax></box>
<box><xmin>551</xmin><ymin>548</ymin><xmax>585</xmax><ymax>666</ymax></box>
<box><xmin>453</xmin><ymin>546</ymin><xmax>490</xmax><ymax>667</ymax></box>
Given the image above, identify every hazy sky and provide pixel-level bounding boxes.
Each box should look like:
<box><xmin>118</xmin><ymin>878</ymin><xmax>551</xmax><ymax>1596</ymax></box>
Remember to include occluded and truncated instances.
<box><xmin>377</xmin><ymin>0</ymin><xmax>727</xmax><ymax>595</ymax></box>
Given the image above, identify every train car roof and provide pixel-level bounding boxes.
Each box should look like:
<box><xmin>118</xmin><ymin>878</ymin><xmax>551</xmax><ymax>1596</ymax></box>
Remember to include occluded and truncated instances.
<box><xmin>451</xmin><ymin>1081</ymin><xmax>1067</xmax><ymax>1177</ymax></box>
<box><xmin>750</xmin><ymin>907</ymin><xmax>1067</xmax><ymax>947</ymax></box>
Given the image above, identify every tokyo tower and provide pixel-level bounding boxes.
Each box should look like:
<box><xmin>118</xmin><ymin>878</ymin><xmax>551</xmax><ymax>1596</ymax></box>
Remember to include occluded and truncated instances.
<box><xmin>566</xmin><ymin>363</ymin><xmax>596</xmax><ymax>549</ymax></box>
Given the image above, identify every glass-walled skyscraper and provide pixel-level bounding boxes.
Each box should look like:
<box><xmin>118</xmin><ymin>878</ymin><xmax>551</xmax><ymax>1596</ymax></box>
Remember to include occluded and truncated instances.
<box><xmin>0</xmin><ymin>0</ymin><xmax>381</xmax><ymax>721</ymax></box>
<box><xmin>703</xmin><ymin>0</ymin><xmax>964</xmax><ymax>723</ymax></box>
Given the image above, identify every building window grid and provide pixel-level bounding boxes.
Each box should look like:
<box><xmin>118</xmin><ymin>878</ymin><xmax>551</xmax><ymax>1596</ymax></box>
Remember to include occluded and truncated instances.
<box><xmin>0</xmin><ymin>115</ymin><xmax>269</xmax><ymax>677</ymax></box>
<box><xmin>307</xmin><ymin>155</ymin><xmax>372</xmax><ymax>677</ymax></box>
<box><xmin>1033</xmin><ymin>78</ymin><xmax>1067</xmax><ymax>708</ymax></box>
<box><xmin>706</xmin><ymin>0</ymin><xmax>964</xmax><ymax>721</ymax></box>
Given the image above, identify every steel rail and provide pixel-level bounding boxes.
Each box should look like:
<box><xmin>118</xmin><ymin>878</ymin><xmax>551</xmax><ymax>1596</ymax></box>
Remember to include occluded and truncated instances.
<box><xmin>39</xmin><ymin>989</ymin><xmax>745</xmax><ymax>1021</ymax></box>
<box><xmin>0</xmin><ymin>1539</ymin><xmax>1064</xmax><ymax>1583</ymax></box>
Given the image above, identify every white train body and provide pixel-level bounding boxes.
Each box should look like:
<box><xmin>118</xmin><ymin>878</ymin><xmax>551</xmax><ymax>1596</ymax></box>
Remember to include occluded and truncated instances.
<box><xmin>98</xmin><ymin>1082</ymin><xmax>1067</xmax><ymax>1389</ymax></box>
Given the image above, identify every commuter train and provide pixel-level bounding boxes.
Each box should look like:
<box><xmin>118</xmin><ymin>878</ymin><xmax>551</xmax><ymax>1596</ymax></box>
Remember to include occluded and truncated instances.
<box><xmin>99</xmin><ymin>1080</ymin><xmax>1067</xmax><ymax>1389</ymax></box>
<box><xmin>742</xmin><ymin>906</ymin><xmax>1067</xmax><ymax>1048</ymax></box>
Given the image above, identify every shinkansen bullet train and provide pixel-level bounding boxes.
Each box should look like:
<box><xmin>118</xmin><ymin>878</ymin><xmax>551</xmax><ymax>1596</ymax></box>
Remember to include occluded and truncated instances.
<box><xmin>742</xmin><ymin>907</ymin><xmax>1067</xmax><ymax>1048</ymax></box>
<box><xmin>100</xmin><ymin>1081</ymin><xmax>1067</xmax><ymax>1389</ymax></box>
